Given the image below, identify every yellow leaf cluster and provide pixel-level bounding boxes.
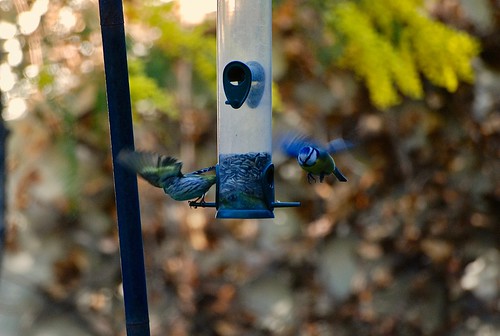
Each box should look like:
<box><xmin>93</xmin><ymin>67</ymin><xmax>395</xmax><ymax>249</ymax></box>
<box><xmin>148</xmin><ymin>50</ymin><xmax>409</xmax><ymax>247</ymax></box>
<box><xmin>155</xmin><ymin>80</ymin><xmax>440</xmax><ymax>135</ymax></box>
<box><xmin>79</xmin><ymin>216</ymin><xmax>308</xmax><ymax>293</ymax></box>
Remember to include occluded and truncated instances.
<box><xmin>327</xmin><ymin>0</ymin><xmax>480</xmax><ymax>109</ymax></box>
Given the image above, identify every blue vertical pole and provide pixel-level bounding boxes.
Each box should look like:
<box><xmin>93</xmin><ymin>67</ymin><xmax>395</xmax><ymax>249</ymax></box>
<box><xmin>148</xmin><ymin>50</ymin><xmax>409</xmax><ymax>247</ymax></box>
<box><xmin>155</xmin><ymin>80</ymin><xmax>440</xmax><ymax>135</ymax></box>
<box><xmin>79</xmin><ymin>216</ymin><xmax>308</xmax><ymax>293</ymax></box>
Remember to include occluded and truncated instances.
<box><xmin>98</xmin><ymin>0</ymin><xmax>150</xmax><ymax>335</ymax></box>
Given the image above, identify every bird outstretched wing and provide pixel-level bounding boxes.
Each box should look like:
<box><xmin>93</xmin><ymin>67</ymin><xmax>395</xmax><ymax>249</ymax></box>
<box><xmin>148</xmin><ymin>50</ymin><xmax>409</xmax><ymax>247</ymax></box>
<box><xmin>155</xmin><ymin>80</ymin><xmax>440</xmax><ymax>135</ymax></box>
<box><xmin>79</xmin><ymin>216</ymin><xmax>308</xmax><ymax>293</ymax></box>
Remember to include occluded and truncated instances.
<box><xmin>279</xmin><ymin>132</ymin><xmax>321</xmax><ymax>158</ymax></box>
<box><xmin>327</xmin><ymin>138</ymin><xmax>355</xmax><ymax>154</ymax></box>
<box><xmin>280</xmin><ymin>132</ymin><xmax>354</xmax><ymax>156</ymax></box>
<box><xmin>118</xmin><ymin>150</ymin><xmax>183</xmax><ymax>188</ymax></box>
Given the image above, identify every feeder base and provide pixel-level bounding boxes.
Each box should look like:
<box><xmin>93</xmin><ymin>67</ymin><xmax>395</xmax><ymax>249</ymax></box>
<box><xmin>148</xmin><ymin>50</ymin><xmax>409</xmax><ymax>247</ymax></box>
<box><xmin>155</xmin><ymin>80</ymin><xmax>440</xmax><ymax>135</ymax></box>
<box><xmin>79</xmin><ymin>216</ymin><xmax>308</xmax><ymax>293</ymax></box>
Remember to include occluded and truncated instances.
<box><xmin>216</xmin><ymin>209</ymin><xmax>274</xmax><ymax>219</ymax></box>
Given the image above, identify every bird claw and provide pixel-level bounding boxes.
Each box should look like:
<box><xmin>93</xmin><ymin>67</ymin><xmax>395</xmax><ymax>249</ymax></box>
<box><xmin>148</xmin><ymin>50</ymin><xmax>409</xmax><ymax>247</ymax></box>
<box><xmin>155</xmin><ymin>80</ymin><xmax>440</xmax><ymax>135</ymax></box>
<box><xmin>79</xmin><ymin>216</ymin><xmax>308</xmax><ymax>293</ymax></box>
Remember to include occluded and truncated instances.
<box><xmin>189</xmin><ymin>194</ymin><xmax>206</xmax><ymax>209</ymax></box>
<box><xmin>307</xmin><ymin>174</ymin><xmax>317</xmax><ymax>184</ymax></box>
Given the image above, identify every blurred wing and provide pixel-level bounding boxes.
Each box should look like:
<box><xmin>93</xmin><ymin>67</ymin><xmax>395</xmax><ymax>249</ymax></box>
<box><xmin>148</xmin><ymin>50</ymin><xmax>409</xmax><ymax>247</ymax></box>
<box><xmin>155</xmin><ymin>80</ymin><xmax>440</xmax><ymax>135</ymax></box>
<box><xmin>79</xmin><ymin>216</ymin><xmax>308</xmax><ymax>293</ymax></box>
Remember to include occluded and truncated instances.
<box><xmin>279</xmin><ymin>132</ymin><xmax>321</xmax><ymax>157</ymax></box>
<box><xmin>118</xmin><ymin>150</ymin><xmax>183</xmax><ymax>188</ymax></box>
<box><xmin>327</xmin><ymin>138</ymin><xmax>355</xmax><ymax>154</ymax></box>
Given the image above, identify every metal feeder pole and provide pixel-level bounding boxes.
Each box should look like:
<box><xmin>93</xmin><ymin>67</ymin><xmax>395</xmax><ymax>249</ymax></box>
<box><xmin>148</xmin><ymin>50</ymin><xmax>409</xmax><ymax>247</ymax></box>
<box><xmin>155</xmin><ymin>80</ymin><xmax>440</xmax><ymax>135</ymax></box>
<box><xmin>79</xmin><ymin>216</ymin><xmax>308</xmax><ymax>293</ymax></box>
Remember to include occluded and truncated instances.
<box><xmin>98</xmin><ymin>0</ymin><xmax>150</xmax><ymax>334</ymax></box>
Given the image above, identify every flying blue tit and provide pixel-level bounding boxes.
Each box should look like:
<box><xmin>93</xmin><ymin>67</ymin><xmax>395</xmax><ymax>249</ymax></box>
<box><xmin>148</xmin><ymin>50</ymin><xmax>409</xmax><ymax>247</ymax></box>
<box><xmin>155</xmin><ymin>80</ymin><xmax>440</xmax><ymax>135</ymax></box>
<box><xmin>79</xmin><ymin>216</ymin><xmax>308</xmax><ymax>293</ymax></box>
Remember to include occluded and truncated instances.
<box><xmin>118</xmin><ymin>150</ymin><xmax>216</xmax><ymax>202</ymax></box>
<box><xmin>280</xmin><ymin>133</ymin><xmax>353</xmax><ymax>183</ymax></box>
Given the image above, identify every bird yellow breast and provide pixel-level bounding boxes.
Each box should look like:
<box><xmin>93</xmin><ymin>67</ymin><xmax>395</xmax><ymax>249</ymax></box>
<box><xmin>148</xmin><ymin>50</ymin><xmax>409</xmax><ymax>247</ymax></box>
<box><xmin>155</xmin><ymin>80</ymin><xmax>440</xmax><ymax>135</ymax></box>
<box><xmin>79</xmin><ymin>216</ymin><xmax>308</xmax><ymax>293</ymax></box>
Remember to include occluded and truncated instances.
<box><xmin>303</xmin><ymin>154</ymin><xmax>335</xmax><ymax>175</ymax></box>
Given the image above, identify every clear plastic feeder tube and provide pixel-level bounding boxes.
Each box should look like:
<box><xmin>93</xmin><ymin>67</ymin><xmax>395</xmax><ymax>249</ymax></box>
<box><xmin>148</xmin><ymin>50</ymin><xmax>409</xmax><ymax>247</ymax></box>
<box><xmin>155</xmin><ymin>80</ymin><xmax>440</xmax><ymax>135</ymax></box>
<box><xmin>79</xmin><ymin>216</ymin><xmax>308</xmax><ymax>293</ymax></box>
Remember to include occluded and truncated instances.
<box><xmin>216</xmin><ymin>0</ymin><xmax>273</xmax><ymax>218</ymax></box>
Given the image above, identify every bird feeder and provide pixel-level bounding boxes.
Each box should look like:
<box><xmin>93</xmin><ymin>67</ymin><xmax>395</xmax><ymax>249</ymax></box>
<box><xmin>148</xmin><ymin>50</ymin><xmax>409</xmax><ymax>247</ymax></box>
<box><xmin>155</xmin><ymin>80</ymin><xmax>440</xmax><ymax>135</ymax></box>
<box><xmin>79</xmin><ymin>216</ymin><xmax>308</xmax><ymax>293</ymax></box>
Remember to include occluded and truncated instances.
<box><xmin>214</xmin><ymin>0</ymin><xmax>299</xmax><ymax>218</ymax></box>
<box><xmin>190</xmin><ymin>0</ymin><xmax>299</xmax><ymax>217</ymax></box>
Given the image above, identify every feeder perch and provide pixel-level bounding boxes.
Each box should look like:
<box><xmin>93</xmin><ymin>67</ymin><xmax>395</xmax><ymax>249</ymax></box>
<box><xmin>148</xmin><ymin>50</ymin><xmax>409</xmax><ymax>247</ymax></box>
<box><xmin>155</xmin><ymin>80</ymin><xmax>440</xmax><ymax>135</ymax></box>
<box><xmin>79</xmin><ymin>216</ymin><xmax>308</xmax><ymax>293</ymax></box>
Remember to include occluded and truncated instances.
<box><xmin>213</xmin><ymin>0</ymin><xmax>299</xmax><ymax>218</ymax></box>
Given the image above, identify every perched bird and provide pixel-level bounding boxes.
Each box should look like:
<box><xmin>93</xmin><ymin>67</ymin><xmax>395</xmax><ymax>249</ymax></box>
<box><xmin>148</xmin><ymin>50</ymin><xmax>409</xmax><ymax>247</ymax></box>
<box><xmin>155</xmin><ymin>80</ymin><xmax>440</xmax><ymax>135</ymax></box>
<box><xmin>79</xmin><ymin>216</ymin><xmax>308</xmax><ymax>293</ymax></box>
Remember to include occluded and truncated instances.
<box><xmin>280</xmin><ymin>133</ymin><xmax>353</xmax><ymax>183</ymax></box>
<box><xmin>118</xmin><ymin>150</ymin><xmax>216</xmax><ymax>202</ymax></box>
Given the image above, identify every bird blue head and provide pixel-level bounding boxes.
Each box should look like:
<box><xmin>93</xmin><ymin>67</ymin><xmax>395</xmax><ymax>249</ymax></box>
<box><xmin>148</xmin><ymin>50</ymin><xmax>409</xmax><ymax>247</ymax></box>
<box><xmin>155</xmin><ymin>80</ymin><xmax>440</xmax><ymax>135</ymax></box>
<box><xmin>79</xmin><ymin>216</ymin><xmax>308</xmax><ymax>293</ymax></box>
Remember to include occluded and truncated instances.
<box><xmin>297</xmin><ymin>146</ymin><xmax>318</xmax><ymax>167</ymax></box>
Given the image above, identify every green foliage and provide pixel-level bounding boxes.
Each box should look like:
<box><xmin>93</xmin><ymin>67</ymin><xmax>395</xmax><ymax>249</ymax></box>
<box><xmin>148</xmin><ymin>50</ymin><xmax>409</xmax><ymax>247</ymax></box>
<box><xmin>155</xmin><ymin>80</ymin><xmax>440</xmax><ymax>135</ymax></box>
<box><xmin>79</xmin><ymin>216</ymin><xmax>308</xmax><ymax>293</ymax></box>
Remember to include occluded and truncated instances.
<box><xmin>128</xmin><ymin>59</ymin><xmax>176</xmax><ymax>118</ymax></box>
<box><xmin>325</xmin><ymin>0</ymin><xmax>480</xmax><ymax>109</ymax></box>
<box><xmin>125</xmin><ymin>1</ymin><xmax>217</xmax><ymax>100</ymax></box>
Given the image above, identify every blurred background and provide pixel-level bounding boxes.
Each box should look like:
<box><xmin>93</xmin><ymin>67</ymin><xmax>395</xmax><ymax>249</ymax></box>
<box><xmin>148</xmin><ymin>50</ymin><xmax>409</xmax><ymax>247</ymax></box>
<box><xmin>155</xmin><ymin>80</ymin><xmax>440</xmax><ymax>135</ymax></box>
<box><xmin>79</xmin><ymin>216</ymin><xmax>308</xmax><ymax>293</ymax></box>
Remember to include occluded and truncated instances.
<box><xmin>0</xmin><ymin>0</ymin><xmax>498</xmax><ymax>335</ymax></box>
